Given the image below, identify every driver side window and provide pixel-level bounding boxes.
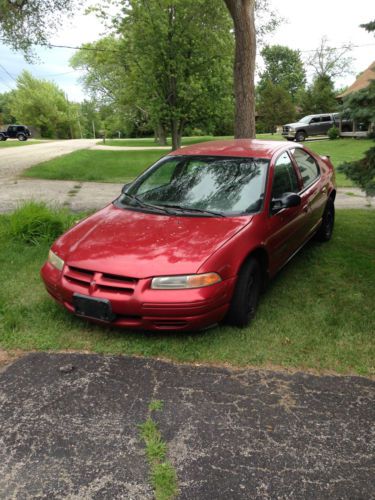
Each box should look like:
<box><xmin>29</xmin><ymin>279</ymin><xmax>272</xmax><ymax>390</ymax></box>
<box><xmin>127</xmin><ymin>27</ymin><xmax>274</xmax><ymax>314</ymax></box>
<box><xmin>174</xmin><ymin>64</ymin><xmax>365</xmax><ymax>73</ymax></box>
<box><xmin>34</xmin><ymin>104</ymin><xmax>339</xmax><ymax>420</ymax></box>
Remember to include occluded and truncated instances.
<box><xmin>271</xmin><ymin>152</ymin><xmax>299</xmax><ymax>199</ymax></box>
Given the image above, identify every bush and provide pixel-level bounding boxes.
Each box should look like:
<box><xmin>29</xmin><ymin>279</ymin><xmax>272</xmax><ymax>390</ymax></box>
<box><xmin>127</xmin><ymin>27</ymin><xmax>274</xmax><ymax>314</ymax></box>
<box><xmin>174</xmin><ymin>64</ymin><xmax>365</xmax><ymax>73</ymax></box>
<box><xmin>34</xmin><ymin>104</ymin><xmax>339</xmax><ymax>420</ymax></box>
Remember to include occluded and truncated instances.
<box><xmin>327</xmin><ymin>126</ymin><xmax>340</xmax><ymax>140</ymax></box>
<box><xmin>4</xmin><ymin>202</ymin><xmax>75</xmax><ymax>245</ymax></box>
<box><xmin>338</xmin><ymin>146</ymin><xmax>375</xmax><ymax>201</ymax></box>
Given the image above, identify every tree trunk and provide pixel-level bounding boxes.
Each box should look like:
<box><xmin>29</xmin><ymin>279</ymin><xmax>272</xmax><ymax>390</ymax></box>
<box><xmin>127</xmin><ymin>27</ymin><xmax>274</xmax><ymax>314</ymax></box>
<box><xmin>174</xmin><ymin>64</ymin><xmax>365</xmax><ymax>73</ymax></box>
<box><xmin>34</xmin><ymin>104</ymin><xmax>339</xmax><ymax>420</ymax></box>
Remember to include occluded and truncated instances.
<box><xmin>171</xmin><ymin>119</ymin><xmax>182</xmax><ymax>150</ymax></box>
<box><xmin>154</xmin><ymin>123</ymin><xmax>167</xmax><ymax>145</ymax></box>
<box><xmin>224</xmin><ymin>0</ymin><xmax>256</xmax><ymax>138</ymax></box>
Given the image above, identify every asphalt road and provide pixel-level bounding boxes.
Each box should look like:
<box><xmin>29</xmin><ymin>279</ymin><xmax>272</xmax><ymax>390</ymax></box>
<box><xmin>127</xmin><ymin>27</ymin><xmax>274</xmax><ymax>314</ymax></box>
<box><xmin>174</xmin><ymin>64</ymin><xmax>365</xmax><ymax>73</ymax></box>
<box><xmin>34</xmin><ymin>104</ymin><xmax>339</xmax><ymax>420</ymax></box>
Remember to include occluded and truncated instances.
<box><xmin>0</xmin><ymin>353</ymin><xmax>374</xmax><ymax>499</ymax></box>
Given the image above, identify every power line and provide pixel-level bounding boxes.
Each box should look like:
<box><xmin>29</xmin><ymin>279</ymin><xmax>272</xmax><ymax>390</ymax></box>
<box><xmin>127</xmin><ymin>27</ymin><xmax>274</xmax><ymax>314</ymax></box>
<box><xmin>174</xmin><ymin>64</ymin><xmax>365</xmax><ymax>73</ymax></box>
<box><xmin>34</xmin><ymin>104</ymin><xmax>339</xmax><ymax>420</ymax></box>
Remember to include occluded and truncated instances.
<box><xmin>297</xmin><ymin>42</ymin><xmax>375</xmax><ymax>54</ymax></box>
<box><xmin>0</xmin><ymin>62</ymin><xmax>17</xmax><ymax>82</ymax></box>
<box><xmin>1</xmin><ymin>37</ymin><xmax>375</xmax><ymax>54</ymax></box>
<box><xmin>45</xmin><ymin>43</ymin><xmax>120</xmax><ymax>53</ymax></box>
<box><xmin>47</xmin><ymin>41</ymin><xmax>375</xmax><ymax>54</ymax></box>
<box><xmin>41</xmin><ymin>69</ymin><xmax>84</xmax><ymax>77</ymax></box>
<box><xmin>0</xmin><ymin>63</ymin><xmax>84</xmax><ymax>83</ymax></box>
<box><xmin>0</xmin><ymin>73</ymin><xmax>13</xmax><ymax>91</ymax></box>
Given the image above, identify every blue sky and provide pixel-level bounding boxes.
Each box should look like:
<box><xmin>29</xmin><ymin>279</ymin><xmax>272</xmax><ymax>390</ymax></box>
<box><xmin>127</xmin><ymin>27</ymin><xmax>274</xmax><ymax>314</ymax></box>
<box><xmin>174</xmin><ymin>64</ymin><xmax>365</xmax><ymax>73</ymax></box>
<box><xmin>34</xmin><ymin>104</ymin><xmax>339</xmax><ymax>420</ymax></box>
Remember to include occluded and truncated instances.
<box><xmin>0</xmin><ymin>44</ymin><xmax>86</xmax><ymax>100</ymax></box>
<box><xmin>0</xmin><ymin>0</ymin><xmax>374</xmax><ymax>102</ymax></box>
<box><xmin>0</xmin><ymin>6</ymin><xmax>103</xmax><ymax>101</ymax></box>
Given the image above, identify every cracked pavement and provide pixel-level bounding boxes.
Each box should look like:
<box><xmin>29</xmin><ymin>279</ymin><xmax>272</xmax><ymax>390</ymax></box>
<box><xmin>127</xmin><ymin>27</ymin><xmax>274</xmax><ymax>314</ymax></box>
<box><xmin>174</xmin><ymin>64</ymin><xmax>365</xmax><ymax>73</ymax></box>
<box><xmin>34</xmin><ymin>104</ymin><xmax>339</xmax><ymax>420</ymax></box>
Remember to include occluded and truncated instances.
<box><xmin>0</xmin><ymin>353</ymin><xmax>374</xmax><ymax>499</ymax></box>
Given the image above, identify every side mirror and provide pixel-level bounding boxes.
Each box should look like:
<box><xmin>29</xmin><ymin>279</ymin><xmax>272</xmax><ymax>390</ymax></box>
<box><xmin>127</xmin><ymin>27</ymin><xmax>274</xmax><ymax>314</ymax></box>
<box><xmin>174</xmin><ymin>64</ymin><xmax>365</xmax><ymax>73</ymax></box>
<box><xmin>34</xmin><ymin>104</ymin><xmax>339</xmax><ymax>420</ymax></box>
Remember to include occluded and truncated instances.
<box><xmin>122</xmin><ymin>183</ymin><xmax>131</xmax><ymax>194</ymax></box>
<box><xmin>271</xmin><ymin>193</ymin><xmax>301</xmax><ymax>214</ymax></box>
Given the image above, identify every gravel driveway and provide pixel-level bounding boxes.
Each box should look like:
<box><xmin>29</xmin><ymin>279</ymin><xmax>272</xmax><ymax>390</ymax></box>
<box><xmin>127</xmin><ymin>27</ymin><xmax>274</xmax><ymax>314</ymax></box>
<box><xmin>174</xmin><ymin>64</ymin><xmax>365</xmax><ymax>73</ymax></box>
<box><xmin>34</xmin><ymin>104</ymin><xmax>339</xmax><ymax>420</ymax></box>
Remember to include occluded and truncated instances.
<box><xmin>0</xmin><ymin>139</ymin><xmax>98</xmax><ymax>181</ymax></box>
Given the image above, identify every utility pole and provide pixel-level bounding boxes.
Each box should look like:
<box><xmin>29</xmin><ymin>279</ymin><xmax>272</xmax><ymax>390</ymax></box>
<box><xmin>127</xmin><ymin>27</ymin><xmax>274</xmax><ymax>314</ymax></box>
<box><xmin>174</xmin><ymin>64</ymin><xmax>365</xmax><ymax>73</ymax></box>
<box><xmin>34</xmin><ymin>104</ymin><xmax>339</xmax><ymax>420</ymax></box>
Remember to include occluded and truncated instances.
<box><xmin>92</xmin><ymin>120</ymin><xmax>96</xmax><ymax>139</ymax></box>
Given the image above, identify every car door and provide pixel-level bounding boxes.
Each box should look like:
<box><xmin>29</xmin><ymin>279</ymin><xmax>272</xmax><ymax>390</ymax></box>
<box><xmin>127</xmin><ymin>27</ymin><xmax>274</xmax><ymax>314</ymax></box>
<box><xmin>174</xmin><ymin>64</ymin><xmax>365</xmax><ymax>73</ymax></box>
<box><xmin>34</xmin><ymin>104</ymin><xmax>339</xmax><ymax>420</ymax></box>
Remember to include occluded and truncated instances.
<box><xmin>290</xmin><ymin>148</ymin><xmax>326</xmax><ymax>237</ymax></box>
<box><xmin>266</xmin><ymin>151</ymin><xmax>308</xmax><ymax>274</ymax></box>
<box><xmin>309</xmin><ymin>116</ymin><xmax>321</xmax><ymax>136</ymax></box>
<box><xmin>320</xmin><ymin>115</ymin><xmax>333</xmax><ymax>134</ymax></box>
<box><xmin>8</xmin><ymin>126</ymin><xmax>17</xmax><ymax>138</ymax></box>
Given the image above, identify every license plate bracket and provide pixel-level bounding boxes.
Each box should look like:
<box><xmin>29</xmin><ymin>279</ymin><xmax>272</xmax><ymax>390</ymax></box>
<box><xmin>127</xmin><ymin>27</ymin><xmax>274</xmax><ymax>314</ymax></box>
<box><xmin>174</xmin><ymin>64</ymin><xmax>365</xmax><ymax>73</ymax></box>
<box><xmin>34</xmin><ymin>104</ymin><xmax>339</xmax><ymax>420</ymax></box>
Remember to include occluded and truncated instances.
<box><xmin>73</xmin><ymin>294</ymin><xmax>114</xmax><ymax>322</ymax></box>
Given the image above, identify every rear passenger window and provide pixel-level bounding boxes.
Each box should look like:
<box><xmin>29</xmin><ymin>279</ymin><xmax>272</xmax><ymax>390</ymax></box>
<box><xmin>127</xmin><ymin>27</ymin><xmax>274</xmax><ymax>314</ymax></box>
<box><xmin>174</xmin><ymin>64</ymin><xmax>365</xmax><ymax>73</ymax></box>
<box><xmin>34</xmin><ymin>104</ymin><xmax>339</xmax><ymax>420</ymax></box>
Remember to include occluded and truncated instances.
<box><xmin>321</xmin><ymin>116</ymin><xmax>331</xmax><ymax>122</ymax></box>
<box><xmin>291</xmin><ymin>149</ymin><xmax>320</xmax><ymax>187</ymax></box>
<box><xmin>271</xmin><ymin>152</ymin><xmax>299</xmax><ymax>199</ymax></box>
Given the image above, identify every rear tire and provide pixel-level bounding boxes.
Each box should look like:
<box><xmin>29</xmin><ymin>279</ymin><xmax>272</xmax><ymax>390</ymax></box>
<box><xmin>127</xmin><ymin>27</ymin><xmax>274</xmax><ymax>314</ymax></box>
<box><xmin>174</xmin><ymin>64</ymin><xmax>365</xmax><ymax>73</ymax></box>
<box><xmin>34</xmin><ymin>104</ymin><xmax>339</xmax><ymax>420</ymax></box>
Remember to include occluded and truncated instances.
<box><xmin>316</xmin><ymin>198</ymin><xmax>335</xmax><ymax>242</ymax></box>
<box><xmin>295</xmin><ymin>131</ymin><xmax>306</xmax><ymax>142</ymax></box>
<box><xmin>0</xmin><ymin>134</ymin><xmax>6</xmax><ymax>141</ymax></box>
<box><xmin>225</xmin><ymin>257</ymin><xmax>262</xmax><ymax>328</ymax></box>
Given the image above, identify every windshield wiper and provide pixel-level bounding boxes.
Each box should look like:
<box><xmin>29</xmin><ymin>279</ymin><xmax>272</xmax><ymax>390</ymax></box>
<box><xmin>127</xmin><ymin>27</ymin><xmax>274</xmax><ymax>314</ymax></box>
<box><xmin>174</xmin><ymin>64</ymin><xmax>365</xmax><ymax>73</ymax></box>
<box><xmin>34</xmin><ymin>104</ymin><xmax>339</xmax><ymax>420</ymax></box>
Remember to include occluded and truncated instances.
<box><xmin>159</xmin><ymin>204</ymin><xmax>225</xmax><ymax>217</ymax></box>
<box><xmin>122</xmin><ymin>193</ymin><xmax>174</xmax><ymax>214</ymax></box>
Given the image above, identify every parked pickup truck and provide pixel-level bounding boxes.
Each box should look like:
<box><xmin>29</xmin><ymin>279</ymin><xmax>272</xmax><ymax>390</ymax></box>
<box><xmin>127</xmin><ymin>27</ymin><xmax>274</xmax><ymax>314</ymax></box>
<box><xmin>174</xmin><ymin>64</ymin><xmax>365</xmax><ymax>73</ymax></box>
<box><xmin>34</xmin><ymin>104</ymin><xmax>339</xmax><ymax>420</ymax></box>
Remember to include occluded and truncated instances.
<box><xmin>0</xmin><ymin>124</ymin><xmax>31</xmax><ymax>141</ymax></box>
<box><xmin>282</xmin><ymin>113</ymin><xmax>350</xmax><ymax>142</ymax></box>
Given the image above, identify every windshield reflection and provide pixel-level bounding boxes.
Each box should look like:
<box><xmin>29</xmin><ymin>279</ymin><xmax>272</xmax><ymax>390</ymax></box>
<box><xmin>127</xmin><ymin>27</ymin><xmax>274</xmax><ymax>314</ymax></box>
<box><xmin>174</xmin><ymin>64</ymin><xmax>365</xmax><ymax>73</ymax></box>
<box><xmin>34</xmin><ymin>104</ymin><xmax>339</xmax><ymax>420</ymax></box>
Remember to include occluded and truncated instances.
<box><xmin>118</xmin><ymin>155</ymin><xmax>269</xmax><ymax>216</ymax></box>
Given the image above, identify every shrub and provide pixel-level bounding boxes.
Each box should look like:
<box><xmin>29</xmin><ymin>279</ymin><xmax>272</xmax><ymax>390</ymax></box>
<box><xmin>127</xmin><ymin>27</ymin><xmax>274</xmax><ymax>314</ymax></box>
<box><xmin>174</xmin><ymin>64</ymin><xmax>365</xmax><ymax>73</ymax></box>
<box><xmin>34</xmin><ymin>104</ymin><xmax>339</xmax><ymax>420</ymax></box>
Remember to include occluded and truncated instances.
<box><xmin>327</xmin><ymin>126</ymin><xmax>340</xmax><ymax>140</ymax></box>
<box><xmin>338</xmin><ymin>146</ymin><xmax>375</xmax><ymax>203</ymax></box>
<box><xmin>5</xmin><ymin>202</ymin><xmax>74</xmax><ymax>245</ymax></box>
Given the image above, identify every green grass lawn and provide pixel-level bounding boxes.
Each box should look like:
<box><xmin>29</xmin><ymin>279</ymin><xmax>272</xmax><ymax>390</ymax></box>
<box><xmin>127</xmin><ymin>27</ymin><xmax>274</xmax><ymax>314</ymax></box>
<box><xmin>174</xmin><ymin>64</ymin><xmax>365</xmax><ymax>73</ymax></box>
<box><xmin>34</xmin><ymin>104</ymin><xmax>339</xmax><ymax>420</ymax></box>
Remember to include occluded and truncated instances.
<box><xmin>0</xmin><ymin>140</ymin><xmax>44</xmax><ymax>148</ymax></box>
<box><xmin>23</xmin><ymin>137</ymin><xmax>373</xmax><ymax>188</ymax></box>
<box><xmin>0</xmin><ymin>208</ymin><xmax>374</xmax><ymax>376</ymax></box>
<box><xmin>305</xmin><ymin>138</ymin><xmax>373</xmax><ymax>188</ymax></box>
<box><xmin>24</xmin><ymin>149</ymin><xmax>166</xmax><ymax>183</ymax></box>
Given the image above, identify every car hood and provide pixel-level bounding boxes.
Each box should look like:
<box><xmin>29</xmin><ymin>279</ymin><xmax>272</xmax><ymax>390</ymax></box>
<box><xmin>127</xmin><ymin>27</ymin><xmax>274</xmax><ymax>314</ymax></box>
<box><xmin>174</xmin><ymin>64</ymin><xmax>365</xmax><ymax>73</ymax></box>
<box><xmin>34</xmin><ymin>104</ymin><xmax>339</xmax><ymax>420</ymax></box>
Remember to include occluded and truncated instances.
<box><xmin>284</xmin><ymin>122</ymin><xmax>305</xmax><ymax>128</ymax></box>
<box><xmin>53</xmin><ymin>204</ymin><xmax>251</xmax><ymax>278</ymax></box>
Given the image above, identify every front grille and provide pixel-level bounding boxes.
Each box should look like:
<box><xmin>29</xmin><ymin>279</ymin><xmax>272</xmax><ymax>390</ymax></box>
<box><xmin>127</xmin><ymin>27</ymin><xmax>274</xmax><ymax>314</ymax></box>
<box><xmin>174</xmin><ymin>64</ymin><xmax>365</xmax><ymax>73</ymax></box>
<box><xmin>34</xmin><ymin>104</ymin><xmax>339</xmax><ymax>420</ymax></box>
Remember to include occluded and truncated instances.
<box><xmin>69</xmin><ymin>266</ymin><xmax>94</xmax><ymax>278</ymax></box>
<box><xmin>63</xmin><ymin>265</ymin><xmax>138</xmax><ymax>295</ymax></box>
<box><xmin>102</xmin><ymin>272</ymin><xmax>137</xmax><ymax>285</ymax></box>
<box><xmin>283</xmin><ymin>126</ymin><xmax>290</xmax><ymax>133</ymax></box>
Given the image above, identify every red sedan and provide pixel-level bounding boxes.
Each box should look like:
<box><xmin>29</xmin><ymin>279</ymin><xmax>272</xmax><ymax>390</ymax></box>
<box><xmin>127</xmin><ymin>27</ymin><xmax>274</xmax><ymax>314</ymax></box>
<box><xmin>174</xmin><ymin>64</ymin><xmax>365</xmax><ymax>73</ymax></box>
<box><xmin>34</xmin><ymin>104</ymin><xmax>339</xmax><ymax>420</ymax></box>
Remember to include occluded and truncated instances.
<box><xmin>41</xmin><ymin>140</ymin><xmax>336</xmax><ymax>331</ymax></box>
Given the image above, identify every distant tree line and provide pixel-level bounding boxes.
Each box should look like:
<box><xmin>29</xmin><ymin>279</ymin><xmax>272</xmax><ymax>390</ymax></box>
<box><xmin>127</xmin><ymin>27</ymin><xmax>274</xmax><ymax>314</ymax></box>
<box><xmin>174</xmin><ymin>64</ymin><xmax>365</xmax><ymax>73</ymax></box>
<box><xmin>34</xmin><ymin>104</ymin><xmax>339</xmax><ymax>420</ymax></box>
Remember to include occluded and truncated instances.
<box><xmin>0</xmin><ymin>0</ymin><xmax>359</xmax><ymax>141</ymax></box>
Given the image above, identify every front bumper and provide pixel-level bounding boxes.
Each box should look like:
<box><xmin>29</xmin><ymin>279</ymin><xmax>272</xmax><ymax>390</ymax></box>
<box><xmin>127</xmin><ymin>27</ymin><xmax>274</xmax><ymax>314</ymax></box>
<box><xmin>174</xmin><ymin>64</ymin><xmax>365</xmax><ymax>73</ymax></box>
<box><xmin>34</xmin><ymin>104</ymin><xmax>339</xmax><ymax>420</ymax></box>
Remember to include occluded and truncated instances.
<box><xmin>281</xmin><ymin>131</ymin><xmax>296</xmax><ymax>138</ymax></box>
<box><xmin>41</xmin><ymin>262</ymin><xmax>237</xmax><ymax>331</ymax></box>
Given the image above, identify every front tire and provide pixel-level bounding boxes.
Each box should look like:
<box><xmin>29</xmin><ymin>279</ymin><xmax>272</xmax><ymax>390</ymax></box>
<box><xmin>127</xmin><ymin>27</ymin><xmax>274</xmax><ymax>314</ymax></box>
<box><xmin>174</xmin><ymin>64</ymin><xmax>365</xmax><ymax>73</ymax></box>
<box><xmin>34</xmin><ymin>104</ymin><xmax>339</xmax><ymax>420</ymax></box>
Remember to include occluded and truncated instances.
<box><xmin>225</xmin><ymin>257</ymin><xmax>262</xmax><ymax>328</ymax></box>
<box><xmin>316</xmin><ymin>198</ymin><xmax>335</xmax><ymax>242</ymax></box>
<box><xmin>295</xmin><ymin>131</ymin><xmax>306</xmax><ymax>142</ymax></box>
<box><xmin>17</xmin><ymin>133</ymin><xmax>27</xmax><ymax>141</ymax></box>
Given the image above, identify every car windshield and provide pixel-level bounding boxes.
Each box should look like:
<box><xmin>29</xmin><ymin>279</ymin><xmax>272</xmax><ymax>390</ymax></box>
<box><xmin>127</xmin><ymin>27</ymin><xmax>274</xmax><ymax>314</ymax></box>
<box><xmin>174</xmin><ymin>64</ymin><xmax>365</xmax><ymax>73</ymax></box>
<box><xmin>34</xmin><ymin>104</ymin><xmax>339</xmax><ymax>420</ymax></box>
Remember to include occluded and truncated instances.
<box><xmin>299</xmin><ymin>115</ymin><xmax>314</xmax><ymax>124</ymax></box>
<box><xmin>116</xmin><ymin>155</ymin><xmax>269</xmax><ymax>216</ymax></box>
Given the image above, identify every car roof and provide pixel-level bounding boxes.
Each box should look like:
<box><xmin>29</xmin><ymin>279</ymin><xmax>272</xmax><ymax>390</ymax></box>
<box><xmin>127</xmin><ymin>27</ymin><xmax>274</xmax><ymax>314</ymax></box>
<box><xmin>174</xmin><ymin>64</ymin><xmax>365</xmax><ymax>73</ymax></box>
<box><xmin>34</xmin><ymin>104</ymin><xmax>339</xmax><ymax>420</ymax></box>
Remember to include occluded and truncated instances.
<box><xmin>170</xmin><ymin>139</ymin><xmax>292</xmax><ymax>159</ymax></box>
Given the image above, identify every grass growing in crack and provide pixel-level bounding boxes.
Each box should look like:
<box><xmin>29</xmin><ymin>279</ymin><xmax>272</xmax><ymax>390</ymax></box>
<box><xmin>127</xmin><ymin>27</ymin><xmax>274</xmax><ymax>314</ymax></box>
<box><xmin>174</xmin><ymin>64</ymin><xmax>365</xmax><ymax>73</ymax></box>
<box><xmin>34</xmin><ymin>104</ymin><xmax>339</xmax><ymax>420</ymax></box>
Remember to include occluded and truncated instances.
<box><xmin>139</xmin><ymin>401</ymin><xmax>178</xmax><ymax>500</ymax></box>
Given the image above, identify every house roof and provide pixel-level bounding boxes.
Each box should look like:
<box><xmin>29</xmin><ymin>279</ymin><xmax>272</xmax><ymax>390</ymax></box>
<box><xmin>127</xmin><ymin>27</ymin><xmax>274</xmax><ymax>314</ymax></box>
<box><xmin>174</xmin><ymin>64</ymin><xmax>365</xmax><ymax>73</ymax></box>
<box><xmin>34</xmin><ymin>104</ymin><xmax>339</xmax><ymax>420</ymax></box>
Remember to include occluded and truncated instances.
<box><xmin>337</xmin><ymin>61</ymin><xmax>375</xmax><ymax>98</ymax></box>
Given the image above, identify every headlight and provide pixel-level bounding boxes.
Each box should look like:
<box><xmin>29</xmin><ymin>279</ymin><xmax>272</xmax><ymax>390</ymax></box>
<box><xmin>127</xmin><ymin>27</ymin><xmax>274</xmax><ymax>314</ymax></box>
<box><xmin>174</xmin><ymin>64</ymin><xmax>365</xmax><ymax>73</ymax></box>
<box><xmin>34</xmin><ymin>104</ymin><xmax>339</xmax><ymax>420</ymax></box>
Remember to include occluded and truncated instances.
<box><xmin>48</xmin><ymin>249</ymin><xmax>65</xmax><ymax>271</ymax></box>
<box><xmin>151</xmin><ymin>272</ymin><xmax>222</xmax><ymax>290</ymax></box>
<box><xmin>289</xmin><ymin>127</ymin><xmax>295</xmax><ymax>132</ymax></box>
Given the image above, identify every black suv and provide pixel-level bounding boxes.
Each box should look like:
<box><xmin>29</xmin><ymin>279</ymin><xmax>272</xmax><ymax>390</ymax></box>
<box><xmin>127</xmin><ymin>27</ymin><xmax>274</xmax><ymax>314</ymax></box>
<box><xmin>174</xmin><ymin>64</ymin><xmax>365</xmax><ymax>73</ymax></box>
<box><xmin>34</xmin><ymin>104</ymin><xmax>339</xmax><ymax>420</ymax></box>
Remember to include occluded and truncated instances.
<box><xmin>0</xmin><ymin>125</ymin><xmax>31</xmax><ymax>141</ymax></box>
